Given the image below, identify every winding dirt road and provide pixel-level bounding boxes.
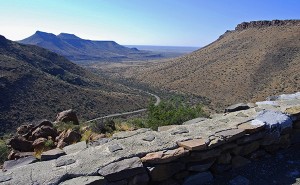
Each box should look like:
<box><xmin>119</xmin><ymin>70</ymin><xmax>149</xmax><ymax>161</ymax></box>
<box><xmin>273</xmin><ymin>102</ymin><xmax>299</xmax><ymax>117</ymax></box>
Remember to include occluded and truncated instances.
<box><xmin>85</xmin><ymin>91</ymin><xmax>160</xmax><ymax>123</ymax></box>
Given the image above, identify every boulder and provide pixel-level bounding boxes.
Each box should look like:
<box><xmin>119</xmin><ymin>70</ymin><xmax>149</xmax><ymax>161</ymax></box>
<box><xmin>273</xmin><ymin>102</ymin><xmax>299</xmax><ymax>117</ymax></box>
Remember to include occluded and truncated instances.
<box><xmin>56</xmin><ymin>129</ymin><xmax>81</xmax><ymax>145</ymax></box>
<box><xmin>32</xmin><ymin>138</ymin><xmax>47</xmax><ymax>149</ymax></box>
<box><xmin>7</xmin><ymin>136</ymin><xmax>33</xmax><ymax>152</ymax></box>
<box><xmin>16</xmin><ymin>124</ymin><xmax>33</xmax><ymax>135</ymax></box>
<box><xmin>55</xmin><ymin>109</ymin><xmax>79</xmax><ymax>125</ymax></box>
<box><xmin>225</xmin><ymin>103</ymin><xmax>250</xmax><ymax>113</ymax></box>
<box><xmin>31</xmin><ymin>126</ymin><xmax>58</xmax><ymax>140</ymax></box>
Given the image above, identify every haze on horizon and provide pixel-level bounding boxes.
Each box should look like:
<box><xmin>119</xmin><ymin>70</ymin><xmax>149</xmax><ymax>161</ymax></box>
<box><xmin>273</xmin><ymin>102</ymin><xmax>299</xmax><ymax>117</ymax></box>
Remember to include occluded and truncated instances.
<box><xmin>0</xmin><ymin>0</ymin><xmax>299</xmax><ymax>47</ymax></box>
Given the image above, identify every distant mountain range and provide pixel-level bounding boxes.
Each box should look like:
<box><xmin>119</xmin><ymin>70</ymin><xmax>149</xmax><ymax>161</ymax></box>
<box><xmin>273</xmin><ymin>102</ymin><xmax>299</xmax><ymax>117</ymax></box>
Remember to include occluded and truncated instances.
<box><xmin>124</xmin><ymin>20</ymin><xmax>300</xmax><ymax>111</ymax></box>
<box><xmin>0</xmin><ymin>35</ymin><xmax>147</xmax><ymax>134</ymax></box>
<box><xmin>19</xmin><ymin>31</ymin><xmax>165</xmax><ymax>62</ymax></box>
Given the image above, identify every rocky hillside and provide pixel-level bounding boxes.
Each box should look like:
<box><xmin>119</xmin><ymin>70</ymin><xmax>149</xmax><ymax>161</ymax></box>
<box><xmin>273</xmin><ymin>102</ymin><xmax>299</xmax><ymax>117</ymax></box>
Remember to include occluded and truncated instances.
<box><xmin>0</xmin><ymin>35</ymin><xmax>147</xmax><ymax>134</ymax></box>
<box><xmin>19</xmin><ymin>31</ymin><xmax>164</xmax><ymax>62</ymax></box>
<box><xmin>123</xmin><ymin>20</ymin><xmax>300</xmax><ymax>111</ymax></box>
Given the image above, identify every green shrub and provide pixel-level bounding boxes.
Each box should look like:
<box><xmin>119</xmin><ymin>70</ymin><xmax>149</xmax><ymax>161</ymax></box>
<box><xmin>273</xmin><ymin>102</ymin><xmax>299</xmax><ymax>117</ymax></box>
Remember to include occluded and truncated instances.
<box><xmin>0</xmin><ymin>139</ymin><xmax>9</xmax><ymax>164</ymax></box>
<box><xmin>146</xmin><ymin>97</ymin><xmax>208</xmax><ymax>130</ymax></box>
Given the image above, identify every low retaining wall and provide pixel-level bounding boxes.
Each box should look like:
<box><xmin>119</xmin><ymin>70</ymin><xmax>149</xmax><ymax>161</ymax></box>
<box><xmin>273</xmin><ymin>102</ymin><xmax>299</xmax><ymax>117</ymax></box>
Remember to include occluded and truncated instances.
<box><xmin>1</xmin><ymin>92</ymin><xmax>300</xmax><ymax>185</ymax></box>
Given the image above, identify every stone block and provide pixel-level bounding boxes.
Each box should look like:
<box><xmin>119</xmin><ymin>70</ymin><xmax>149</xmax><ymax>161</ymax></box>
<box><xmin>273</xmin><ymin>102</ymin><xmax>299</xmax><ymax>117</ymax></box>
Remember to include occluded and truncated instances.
<box><xmin>232</xmin><ymin>156</ymin><xmax>251</xmax><ymax>168</ymax></box>
<box><xmin>187</xmin><ymin>158</ymin><xmax>215</xmax><ymax>172</ymax></box>
<box><xmin>98</xmin><ymin>157</ymin><xmax>145</xmax><ymax>182</ymax></box>
<box><xmin>59</xmin><ymin>176</ymin><xmax>106</xmax><ymax>185</ymax></box>
<box><xmin>63</xmin><ymin>141</ymin><xmax>87</xmax><ymax>155</ymax></box>
<box><xmin>128</xmin><ymin>173</ymin><xmax>149</xmax><ymax>185</ymax></box>
<box><xmin>148</xmin><ymin>162</ymin><xmax>185</xmax><ymax>181</ymax></box>
<box><xmin>141</xmin><ymin>147</ymin><xmax>189</xmax><ymax>164</ymax></box>
<box><xmin>237</xmin><ymin>122</ymin><xmax>265</xmax><ymax>134</ymax></box>
<box><xmin>41</xmin><ymin>148</ymin><xmax>65</xmax><ymax>161</ymax></box>
<box><xmin>217</xmin><ymin>152</ymin><xmax>231</xmax><ymax>164</ymax></box>
<box><xmin>216</xmin><ymin>129</ymin><xmax>246</xmax><ymax>142</ymax></box>
<box><xmin>183</xmin><ymin>172</ymin><xmax>213</xmax><ymax>185</ymax></box>
<box><xmin>236</xmin><ymin>132</ymin><xmax>265</xmax><ymax>144</ymax></box>
<box><xmin>232</xmin><ymin>141</ymin><xmax>260</xmax><ymax>156</ymax></box>
<box><xmin>177</xmin><ymin>139</ymin><xmax>208</xmax><ymax>151</ymax></box>
<box><xmin>220</xmin><ymin>143</ymin><xmax>238</xmax><ymax>151</ymax></box>
<box><xmin>187</xmin><ymin>148</ymin><xmax>221</xmax><ymax>162</ymax></box>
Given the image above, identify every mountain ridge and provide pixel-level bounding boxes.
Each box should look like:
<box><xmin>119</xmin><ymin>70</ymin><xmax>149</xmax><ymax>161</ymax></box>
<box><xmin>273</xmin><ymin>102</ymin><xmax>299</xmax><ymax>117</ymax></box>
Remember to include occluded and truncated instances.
<box><xmin>119</xmin><ymin>20</ymin><xmax>300</xmax><ymax>111</ymax></box>
<box><xmin>0</xmin><ymin>35</ymin><xmax>147</xmax><ymax>134</ymax></box>
<box><xmin>19</xmin><ymin>31</ymin><xmax>162</xmax><ymax>62</ymax></box>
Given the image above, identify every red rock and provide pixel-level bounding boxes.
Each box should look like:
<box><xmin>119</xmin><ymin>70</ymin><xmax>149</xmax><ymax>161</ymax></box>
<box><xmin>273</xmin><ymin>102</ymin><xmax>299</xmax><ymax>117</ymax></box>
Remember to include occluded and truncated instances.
<box><xmin>177</xmin><ymin>139</ymin><xmax>208</xmax><ymax>151</ymax></box>
<box><xmin>141</xmin><ymin>147</ymin><xmax>189</xmax><ymax>164</ymax></box>
<box><xmin>7</xmin><ymin>136</ymin><xmax>33</xmax><ymax>152</ymax></box>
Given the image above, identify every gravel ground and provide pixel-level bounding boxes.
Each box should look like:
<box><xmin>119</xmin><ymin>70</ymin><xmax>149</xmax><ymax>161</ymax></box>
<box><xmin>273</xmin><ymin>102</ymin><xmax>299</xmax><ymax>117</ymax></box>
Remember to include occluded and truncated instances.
<box><xmin>208</xmin><ymin>143</ymin><xmax>300</xmax><ymax>185</ymax></box>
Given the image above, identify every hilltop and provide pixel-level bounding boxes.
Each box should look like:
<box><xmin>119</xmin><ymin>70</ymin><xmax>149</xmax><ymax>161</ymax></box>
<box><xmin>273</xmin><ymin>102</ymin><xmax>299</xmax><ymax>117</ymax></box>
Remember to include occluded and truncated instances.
<box><xmin>0</xmin><ymin>35</ymin><xmax>147</xmax><ymax>134</ymax></box>
<box><xmin>19</xmin><ymin>31</ymin><xmax>167</xmax><ymax>62</ymax></box>
<box><xmin>119</xmin><ymin>20</ymin><xmax>300</xmax><ymax>111</ymax></box>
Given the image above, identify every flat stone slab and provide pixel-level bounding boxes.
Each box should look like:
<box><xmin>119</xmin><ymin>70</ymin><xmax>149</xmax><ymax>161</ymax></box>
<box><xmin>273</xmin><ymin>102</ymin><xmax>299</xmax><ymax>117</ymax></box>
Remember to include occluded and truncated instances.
<box><xmin>41</xmin><ymin>148</ymin><xmax>66</xmax><ymax>161</ymax></box>
<box><xmin>141</xmin><ymin>147</ymin><xmax>188</xmax><ymax>164</ymax></box>
<box><xmin>252</xmin><ymin>110</ymin><xmax>293</xmax><ymax>131</ymax></box>
<box><xmin>63</xmin><ymin>141</ymin><xmax>87</xmax><ymax>155</ymax></box>
<box><xmin>225</xmin><ymin>103</ymin><xmax>250</xmax><ymax>113</ymax></box>
<box><xmin>98</xmin><ymin>157</ymin><xmax>145</xmax><ymax>182</ymax></box>
<box><xmin>238</xmin><ymin>122</ymin><xmax>265</xmax><ymax>134</ymax></box>
<box><xmin>3</xmin><ymin>156</ymin><xmax>37</xmax><ymax>171</ymax></box>
<box><xmin>177</xmin><ymin>139</ymin><xmax>208</xmax><ymax>151</ymax></box>
<box><xmin>60</xmin><ymin>176</ymin><xmax>106</xmax><ymax>185</ymax></box>
<box><xmin>216</xmin><ymin>129</ymin><xmax>246</xmax><ymax>142</ymax></box>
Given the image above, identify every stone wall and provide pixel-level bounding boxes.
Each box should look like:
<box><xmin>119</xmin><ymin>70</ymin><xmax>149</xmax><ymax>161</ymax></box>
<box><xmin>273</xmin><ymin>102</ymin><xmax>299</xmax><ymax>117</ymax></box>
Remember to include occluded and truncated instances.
<box><xmin>1</xmin><ymin>92</ymin><xmax>300</xmax><ymax>185</ymax></box>
<box><xmin>235</xmin><ymin>19</ymin><xmax>300</xmax><ymax>31</ymax></box>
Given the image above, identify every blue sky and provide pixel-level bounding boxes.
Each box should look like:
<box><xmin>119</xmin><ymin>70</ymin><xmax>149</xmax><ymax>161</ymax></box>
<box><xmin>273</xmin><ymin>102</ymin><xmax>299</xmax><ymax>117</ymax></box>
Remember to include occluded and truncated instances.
<box><xmin>0</xmin><ymin>0</ymin><xmax>299</xmax><ymax>46</ymax></box>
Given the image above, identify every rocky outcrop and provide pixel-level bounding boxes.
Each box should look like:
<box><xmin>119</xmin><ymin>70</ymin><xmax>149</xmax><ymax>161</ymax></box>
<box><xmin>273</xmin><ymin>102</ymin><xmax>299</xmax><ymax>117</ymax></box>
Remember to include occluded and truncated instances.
<box><xmin>1</xmin><ymin>92</ymin><xmax>300</xmax><ymax>185</ymax></box>
<box><xmin>235</xmin><ymin>19</ymin><xmax>300</xmax><ymax>31</ymax></box>
<box><xmin>5</xmin><ymin>110</ymin><xmax>81</xmax><ymax>160</ymax></box>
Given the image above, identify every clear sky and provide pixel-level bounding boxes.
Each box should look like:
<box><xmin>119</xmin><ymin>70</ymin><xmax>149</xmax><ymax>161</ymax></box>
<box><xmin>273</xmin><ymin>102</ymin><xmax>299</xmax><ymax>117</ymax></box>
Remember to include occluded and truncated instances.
<box><xmin>0</xmin><ymin>0</ymin><xmax>299</xmax><ymax>46</ymax></box>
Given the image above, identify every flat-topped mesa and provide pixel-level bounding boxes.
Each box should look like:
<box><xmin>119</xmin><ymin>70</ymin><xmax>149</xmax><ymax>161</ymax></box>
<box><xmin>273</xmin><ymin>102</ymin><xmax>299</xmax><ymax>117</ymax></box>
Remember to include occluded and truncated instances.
<box><xmin>235</xmin><ymin>19</ymin><xmax>300</xmax><ymax>31</ymax></box>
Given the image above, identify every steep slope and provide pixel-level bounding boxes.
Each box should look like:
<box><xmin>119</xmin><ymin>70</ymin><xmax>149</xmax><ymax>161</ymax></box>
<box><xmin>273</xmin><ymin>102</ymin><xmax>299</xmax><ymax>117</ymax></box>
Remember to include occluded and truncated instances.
<box><xmin>0</xmin><ymin>35</ymin><xmax>147</xmax><ymax>134</ymax></box>
<box><xmin>19</xmin><ymin>31</ymin><xmax>160</xmax><ymax>62</ymax></box>
<box><xmin>124</xmin><ymin>20</ymin><xmax>300</xmax><ymax>110</ymax></box>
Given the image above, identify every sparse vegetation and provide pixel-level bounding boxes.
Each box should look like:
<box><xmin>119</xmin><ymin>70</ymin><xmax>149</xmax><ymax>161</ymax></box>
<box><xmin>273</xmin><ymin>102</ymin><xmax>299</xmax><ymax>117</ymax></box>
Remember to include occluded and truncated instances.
<box><xmin>0</xmin><ymin>139</ymin><xmax>9</xmax><ymax>165</ymax></box>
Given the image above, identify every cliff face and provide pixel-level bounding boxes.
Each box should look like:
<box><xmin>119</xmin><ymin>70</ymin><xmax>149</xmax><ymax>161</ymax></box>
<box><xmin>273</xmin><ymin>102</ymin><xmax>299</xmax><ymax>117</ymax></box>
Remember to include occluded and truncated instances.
<box><xmin>235</xmin><ymin>19</ymin><xmax>300</xmax><ymax>31</ymax></box>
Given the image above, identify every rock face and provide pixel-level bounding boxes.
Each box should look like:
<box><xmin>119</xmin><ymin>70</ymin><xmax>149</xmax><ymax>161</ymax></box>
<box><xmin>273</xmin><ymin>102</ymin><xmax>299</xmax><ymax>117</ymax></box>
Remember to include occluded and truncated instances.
<box><xmin>55</xmin><ymin>109</ymin><xmax>79</xmax><ymax>125</ymax></box>
<box><xmin>235</xmin><ymin>19</ymin><xmax>300</xmax><ymax>31</ymax></box>
<box><xmin>1</xmin><ymin>92</ymin><xmax>300</xmax><ymax>185</ymax></box>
